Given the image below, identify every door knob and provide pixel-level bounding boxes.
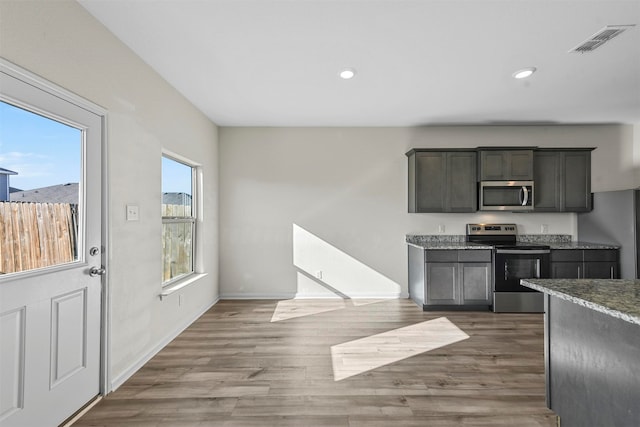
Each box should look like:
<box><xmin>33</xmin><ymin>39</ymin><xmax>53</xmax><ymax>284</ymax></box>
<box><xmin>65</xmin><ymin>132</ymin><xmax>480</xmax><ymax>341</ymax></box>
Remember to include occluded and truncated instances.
<box><xmin>89</xmin><ymin>266</ymin><xmax>106</xmax><ymax>277</ymax></box>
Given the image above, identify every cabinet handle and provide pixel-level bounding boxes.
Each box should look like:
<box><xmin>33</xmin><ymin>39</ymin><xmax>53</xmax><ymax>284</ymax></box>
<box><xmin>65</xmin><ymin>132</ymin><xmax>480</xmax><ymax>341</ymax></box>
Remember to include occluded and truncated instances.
<box><xmin>577</xmin><ymin>266</ymin><xmax>581</xmax><ymax>279</ymax></box>
<box><xmin>611</xmin><ymin>266</ymin><xmax>614</xmax><ymax>279</ymax></box>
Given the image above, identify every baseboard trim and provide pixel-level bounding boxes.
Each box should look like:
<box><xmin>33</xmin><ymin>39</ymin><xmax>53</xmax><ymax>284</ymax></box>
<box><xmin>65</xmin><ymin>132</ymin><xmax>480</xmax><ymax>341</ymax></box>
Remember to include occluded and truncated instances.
<box><xmin>220</xmin><ymin>293</ymin><xmax>409</xmax><ymax>300</ymax></box>
<box><xmin>220</xmin><ymin>293</ymin><xmax>296</xmax><ymax>300</ymax></box>
<box><xmin>110</xmin><ymin>297</ymin><xmax>219</xmax><ymax>391</ymax></box>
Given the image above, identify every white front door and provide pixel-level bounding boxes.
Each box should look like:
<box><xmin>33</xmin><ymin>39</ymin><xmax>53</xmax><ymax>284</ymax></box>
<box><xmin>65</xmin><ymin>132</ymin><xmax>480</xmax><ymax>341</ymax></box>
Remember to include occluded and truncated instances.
<box><xmin>0</xmin><ymin>66</ymin><xmax>103</xmax><ymax>427</ymax></box>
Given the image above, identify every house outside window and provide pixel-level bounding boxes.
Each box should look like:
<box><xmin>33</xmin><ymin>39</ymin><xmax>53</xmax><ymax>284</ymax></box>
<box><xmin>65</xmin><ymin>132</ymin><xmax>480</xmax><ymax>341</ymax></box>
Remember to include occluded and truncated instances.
<box><xmin>162</xmin><ymin>155</ymin><xmax>196</xmax><ymax>285</ymax></box>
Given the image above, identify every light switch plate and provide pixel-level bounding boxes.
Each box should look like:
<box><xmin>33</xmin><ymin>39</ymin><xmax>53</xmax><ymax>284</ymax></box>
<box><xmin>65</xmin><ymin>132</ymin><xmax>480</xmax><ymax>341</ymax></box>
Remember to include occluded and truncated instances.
<box><xmin>126</xmin><ymin>205</ymin><xmax>139</xmax><ymax>221</ymax></box>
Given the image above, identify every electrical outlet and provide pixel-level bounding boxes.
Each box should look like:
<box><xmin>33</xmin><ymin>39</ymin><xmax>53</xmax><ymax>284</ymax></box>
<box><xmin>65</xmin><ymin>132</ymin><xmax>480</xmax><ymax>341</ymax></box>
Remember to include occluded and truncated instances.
<box><xmin>438</xmin><ymin>224</ymin><xmax>445</xmax><ymax>233</ymax></box>
<box><xmin>541</xmin><ymin>224</ymin><xmax>549</xmax><ymax>233</ymax></box>
<box><xmin>178</xmin><ymin>294</ymin><xmax>184</xmax><ymax>307</ymax></box>
<box><xmin>315</xmin><ymin>271</ymin><xmax>323</xmax><ymax>280</ymax></box>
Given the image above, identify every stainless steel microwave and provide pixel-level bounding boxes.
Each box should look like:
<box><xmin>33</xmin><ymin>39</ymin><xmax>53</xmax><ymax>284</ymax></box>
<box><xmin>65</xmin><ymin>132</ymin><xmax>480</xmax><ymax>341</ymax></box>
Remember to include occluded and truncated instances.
<box><xmin>479</xmin><ymin>181</ymin><xmax>534</xmax><ymax>211</ymax></box>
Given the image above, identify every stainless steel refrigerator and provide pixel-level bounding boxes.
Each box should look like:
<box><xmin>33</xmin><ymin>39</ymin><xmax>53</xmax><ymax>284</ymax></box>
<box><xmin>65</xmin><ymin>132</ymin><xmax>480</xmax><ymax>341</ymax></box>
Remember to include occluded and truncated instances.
<box><xmin>577</xmin><ymin>189</ymin><xmax>640</xmax><ymax>279</ymax></box>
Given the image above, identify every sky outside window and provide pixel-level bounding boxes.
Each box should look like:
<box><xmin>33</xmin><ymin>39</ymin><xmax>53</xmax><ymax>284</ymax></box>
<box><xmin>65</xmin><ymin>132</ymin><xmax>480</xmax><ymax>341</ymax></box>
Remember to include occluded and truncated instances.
<box><xmin>1</xmin><ymin>101</ymin><xmax>192</xmax><ymax>194</ymax></box>
<box><xmin>0</xmin><ymin>101</ymin><xmax>80</xmax><ymax>191</ymax></box>
<box><xmin>162</xmin><ymin>156</ymin><xmax>192</xmax><ymax>196</ymax></box>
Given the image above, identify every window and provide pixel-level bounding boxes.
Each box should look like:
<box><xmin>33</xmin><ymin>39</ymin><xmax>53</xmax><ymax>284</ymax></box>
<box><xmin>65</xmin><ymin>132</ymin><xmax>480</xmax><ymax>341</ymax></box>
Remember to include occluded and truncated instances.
<box><xmin>0</xmin><ymin>100</ymin><xmax>82</xmax><ymax>275</ymax></box>
<box><xmin>162</xmin><ymin>155</ymin><xmax>195</xmax><ymax>285</ymax></box>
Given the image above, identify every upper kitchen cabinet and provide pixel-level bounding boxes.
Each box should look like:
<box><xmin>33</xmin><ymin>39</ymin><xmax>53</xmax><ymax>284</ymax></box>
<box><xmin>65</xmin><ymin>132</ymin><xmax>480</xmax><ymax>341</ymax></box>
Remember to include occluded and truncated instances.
<box><xmin>407</xmin><ymin>149</ymin><xmax>477</xmax><ymax>213</ymax></box>
<box><xmin>479</xmin><ymin>149</ymin><xmax>534</xmax><ymax>181</ymax></box>
<box><xmin>534</xmin><ymin>149</ymin><xmax>593</xmax><ymax>212</ymax></box>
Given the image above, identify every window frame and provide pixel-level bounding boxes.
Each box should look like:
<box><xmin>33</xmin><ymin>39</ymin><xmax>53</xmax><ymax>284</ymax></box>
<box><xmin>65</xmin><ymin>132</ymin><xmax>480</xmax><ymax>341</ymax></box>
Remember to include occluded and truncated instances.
<box><xmin>161</xmin><ymin>152</ymin><xmax>198</xmax><ymax>287</ymax></box>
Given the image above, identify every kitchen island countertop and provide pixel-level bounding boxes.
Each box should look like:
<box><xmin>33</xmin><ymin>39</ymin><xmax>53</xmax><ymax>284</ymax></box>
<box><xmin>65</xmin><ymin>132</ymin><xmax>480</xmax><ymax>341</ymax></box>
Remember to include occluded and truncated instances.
<box><xmin>521</xmin><ymin>278</ymin><xmax>640</xmax><ymax>326</ymax></box>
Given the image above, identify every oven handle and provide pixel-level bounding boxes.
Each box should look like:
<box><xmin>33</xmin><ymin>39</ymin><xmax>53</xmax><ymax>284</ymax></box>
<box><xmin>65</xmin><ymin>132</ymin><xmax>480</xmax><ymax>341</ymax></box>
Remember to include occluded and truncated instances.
<box><xmin>495</xmin><ymin>249</ymin><xmax>550</xmax><ymax>255</ymax></box>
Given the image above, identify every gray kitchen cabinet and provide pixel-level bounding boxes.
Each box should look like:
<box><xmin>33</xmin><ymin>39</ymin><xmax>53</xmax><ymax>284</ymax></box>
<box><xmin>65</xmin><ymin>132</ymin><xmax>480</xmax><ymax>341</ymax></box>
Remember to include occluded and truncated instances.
<box><xmin>479</xmin><ymin>149</ymin><xmax>533</xmax><ymax>181</ymax></box>
<box><xmin>584</xmin><ymin>250</ymin><xmax>618</xmax><ymax>279</ymax></box>
<box><xmin>408</xmin><ymin>248</ymin><xmax>491</xmax><ymax>310</ymax></box>
<box><xmin>533</xmin><ymin>150</ymin><xmax>560</xmax><ymax>210</ymax></box>
<box><xmin>426</xmin><ymin>261</ymin><xmax>458</xmax><ymax>305</ymax></box>
<box><xmin>563</xmin><ymin>151</ymin><xmax>592</xmax><ymax>211</ymax></box>
<box><xmin>551</xmin><ymin>261</ymin><xmax>582</xmax><ymax>279</ymax></box>
<box><xmin>460</xmin><ymin>262</ymin><xmax>492</xmax><ymax>305</ymax></box>
<box><xmin>550</xmin><ymin>249</ymin><xmax>619</xmax><ymax>279</ymax></box>
<box><xmin>534</xmin><ymin>149</ymin><xmax>593</xmax><ymax>212</ymax></box>
<box><xmin>407</xmin><ymin>149</ymin><xmax>477</xmax><ymax>213</ymax></box>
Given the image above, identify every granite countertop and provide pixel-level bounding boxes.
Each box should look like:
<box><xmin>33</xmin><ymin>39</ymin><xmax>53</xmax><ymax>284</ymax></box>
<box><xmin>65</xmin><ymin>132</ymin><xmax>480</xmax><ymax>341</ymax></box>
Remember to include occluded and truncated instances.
<box><xmin>407</xmin><ymin>241</ymin><xmax>493</xmax><ymax>250</ymax></box>
<box><xmin>548</xmin><ymin>241</ymin><xmax>621</xmax><ymax>250</ymax></box>
<box><xmin>406</xmin><ymin>234</ymin><xmax>619</xmax><ymax>250</ymax></box>
<box><xmin>521</xmin><ymin>278</ymin><xmax>640</xmax><ymax>326</ymax></box>
<box><xmin>406</xmin><ymin>235</ymin><xmax>492</xmax><ymax>250</ymax></box>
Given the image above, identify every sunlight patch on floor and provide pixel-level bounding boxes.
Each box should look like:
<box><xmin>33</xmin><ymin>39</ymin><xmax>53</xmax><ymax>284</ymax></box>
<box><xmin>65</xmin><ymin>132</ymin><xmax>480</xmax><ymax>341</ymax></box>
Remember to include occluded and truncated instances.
<box><xmin>331</xmin><ymin>317</ymin><xmax>470</xmax><ymax>381</ymax></box>
<box><xmin>271</xmin><ymin>299</ymin><xmax>346</xmax><ymax>322</ymax></box>
<box><xmin>270</xmin><ymin>298</ymin><xmax>384</xmax><ymax>322</ymax></box>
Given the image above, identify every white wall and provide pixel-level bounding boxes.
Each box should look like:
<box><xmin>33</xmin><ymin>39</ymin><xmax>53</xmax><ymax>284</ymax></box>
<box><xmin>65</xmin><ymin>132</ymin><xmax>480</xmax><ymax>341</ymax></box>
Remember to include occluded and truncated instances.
<box><xmin>0</xmin><ymin>1</ymin><xmax>219</xmax><ymax>389</ymax></box>
<box><xmin>634</xmin><ymin>123</ymin><xmax>640</xmax><ymax>187</ymax></box>
<box><xmin>219</xmin><ymin>125</ymin><xmax>634</xmax><ymax>299</ymax></box>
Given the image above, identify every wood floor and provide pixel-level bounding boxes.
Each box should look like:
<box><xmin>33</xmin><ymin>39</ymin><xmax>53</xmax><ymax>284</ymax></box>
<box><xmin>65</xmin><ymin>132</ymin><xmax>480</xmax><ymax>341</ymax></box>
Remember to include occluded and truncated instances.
<box><xmin>74</xmin><ymin>299</ymin><xmax>557</xmax><ymax>426</ymax></box>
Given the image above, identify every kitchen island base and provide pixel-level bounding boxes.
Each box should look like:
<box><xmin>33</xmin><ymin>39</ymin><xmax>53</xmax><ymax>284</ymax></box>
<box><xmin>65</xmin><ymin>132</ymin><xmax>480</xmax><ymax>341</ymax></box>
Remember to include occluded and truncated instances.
<box><xmin>544</xmin><ymin>294</ymin><xmax>640</xmax><ymax>426</ymax></box>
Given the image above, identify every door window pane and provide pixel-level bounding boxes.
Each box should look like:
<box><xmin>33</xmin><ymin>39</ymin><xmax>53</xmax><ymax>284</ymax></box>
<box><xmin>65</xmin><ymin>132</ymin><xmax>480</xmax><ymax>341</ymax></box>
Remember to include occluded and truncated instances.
<box><xmin>162</xmin><ymin>156</ymin><xmax>194</xmax><ymax>284</ymax></box>
<box><xmin>0</xmin><ymin>101</ymin><xmax>81</xmax><ymax>275</ymax></box>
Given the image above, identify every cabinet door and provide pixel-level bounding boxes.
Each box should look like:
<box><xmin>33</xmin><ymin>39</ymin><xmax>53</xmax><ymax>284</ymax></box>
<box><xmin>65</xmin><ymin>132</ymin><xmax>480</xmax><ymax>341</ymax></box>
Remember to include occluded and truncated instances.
<box><xmin>563</xmin><ymin>151</ymin><xmax>592</xmax><ymax>212</ymax></box>
<box><xmin>446</xmin><ymin>152</ymin><xmax>477</xmax><ymax>212</ymax></box>
<box><xmin>534</xmin><ymin>151</ymin><xmax>561</xmax><ymax>211</ymax></box>
<box><xmin>509</xmin><ymin>150</ymin><xmax>534</xmax><ymax>180</ymax></box>
<box><xmin>460</xmin><ymin>262</ymin><xmax>491</xmax><ymax>305</ymax></box>
<box><xmin>551</xmin><ymin>262</ymin><xmax>582</xmax><ymax>278</ymax></box>
<box><xmin>414</xmin><ymin>152</ymin><xmax>445</xmax><ymax>212</ymax></box>
<box><xmin>480</xmin><ymin>150</ymin><xmax>533</xmax><ymax>180</ymax></box>
<box><xmin>584</xmin><ymin>262</ymin><xmax>617</xmax><ymax>279</ymax></box>
<box><xmin>426</xmin><ymin>262</ymin><xmax>458</xmax><ymax>305</ymax></box>
<box><xmin>480</xmin><ymin>151</ymin><xmax>507</xmax><ymax>180</ymax></box>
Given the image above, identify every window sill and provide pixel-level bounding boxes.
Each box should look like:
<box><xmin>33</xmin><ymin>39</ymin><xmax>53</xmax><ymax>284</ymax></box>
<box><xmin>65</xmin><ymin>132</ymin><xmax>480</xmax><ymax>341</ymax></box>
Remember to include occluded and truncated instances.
<box><xmin>159</xmin><ymin>273</ymin><xmax>208</xmax><ymax>300</ymax></box>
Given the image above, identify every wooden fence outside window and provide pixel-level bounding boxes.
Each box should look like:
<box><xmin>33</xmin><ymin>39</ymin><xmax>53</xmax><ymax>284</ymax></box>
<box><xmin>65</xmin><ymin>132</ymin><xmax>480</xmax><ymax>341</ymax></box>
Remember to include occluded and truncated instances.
<box><xmin>0</xmin><ymin>202</ymin><xmax>78</xmax><ymax>274</ymax></box>
<box><xmin>162</xmin><ymin>203</ymin><xmax>193</xmax><ymax>283</ymax></box>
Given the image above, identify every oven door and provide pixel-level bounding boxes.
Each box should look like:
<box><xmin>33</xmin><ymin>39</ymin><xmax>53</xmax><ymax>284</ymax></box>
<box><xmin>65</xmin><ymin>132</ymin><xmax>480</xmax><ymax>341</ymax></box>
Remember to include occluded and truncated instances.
<box><xmin>494</xmin><ymin>249</ymin><xmax>550</xmax><ymax>292</ymax></box>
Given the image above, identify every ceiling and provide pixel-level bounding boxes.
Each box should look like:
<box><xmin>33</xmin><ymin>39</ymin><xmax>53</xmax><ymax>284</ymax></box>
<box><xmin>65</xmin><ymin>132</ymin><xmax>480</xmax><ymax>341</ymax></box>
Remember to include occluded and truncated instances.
<box><xmin>79</xmin><ymin>0</ymin><xmax>640</xmax><ymax>127</ymax></box>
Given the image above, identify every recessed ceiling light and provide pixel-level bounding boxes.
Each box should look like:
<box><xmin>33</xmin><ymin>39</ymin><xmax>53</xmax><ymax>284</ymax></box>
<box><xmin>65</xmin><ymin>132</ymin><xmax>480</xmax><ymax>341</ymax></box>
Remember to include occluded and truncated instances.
<box><xmin>513</xmin><ymin>67</ymin><xmax>537</xmax><ymax>79</ymax></box>
<box><xmin>339</xmin><ymin>68</ymin><xmax>356</xmax><ymax>79</ymax></box>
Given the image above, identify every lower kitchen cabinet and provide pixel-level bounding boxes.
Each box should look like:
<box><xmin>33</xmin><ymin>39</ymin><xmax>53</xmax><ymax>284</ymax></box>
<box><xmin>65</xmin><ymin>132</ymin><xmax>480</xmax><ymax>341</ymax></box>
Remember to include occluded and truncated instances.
<box><xmin>550</xmin><ymin>249</ymin><xmax>619</xmax><ymax>279</ymax></box>
<box><xmin>426</xmin><ymin>262</ymin><xmax>457</xmax><ymax>305</ymax></box>
<box><xmin>461</xmin><ymin>262</ymin><xmax>493</xmax><ymax>305</ymax></box>
<box><xmin>409</xmin><ymin>246</ymin><xmax>492</xmax><ymax>310</ymax></box>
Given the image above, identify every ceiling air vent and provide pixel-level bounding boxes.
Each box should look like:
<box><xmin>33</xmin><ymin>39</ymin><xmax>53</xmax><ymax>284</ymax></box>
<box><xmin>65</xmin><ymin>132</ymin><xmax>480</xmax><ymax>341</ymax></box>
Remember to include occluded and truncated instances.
<box><xmin>569</xmin><ymin>24</ymin><xmax>635</xmax><ymax>53</ymax></box>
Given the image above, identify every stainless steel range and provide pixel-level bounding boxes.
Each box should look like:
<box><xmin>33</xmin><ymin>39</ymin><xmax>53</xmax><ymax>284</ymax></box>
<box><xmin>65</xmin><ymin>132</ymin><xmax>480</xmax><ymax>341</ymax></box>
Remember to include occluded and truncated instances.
<box><xmin>466</xmin><ymin>223</ymin><xmax>550</xmax><ymax>313</ymax></box>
